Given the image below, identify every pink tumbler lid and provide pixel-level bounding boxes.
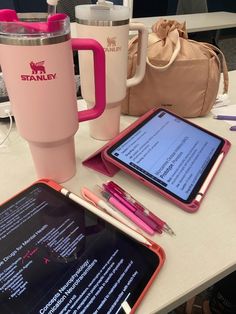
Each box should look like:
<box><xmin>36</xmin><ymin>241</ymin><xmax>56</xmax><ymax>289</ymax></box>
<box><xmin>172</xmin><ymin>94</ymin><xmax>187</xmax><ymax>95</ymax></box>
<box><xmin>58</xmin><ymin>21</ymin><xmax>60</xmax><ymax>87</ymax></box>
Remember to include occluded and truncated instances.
<box><xmin>29</xmin><ymin>137</ymin><xmax>76</xmax><ymax>183</ymax></box>
<box><xmin>0</xmin><ymin>9</ymin><xmax>67</xmax><ymax>33</ymax></box>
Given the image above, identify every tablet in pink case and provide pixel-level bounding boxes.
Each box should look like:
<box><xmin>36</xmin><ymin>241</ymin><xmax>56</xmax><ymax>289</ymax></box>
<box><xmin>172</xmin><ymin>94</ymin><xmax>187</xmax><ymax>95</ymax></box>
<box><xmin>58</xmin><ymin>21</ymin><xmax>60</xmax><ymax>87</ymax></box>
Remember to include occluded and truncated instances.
<box><xmin>0</xmin><ymin>179</ymin><xmax>165</xmax><ymax>314</ymax></box>
<box><xmin>83</xmin><ymin>108</ymin><xmax>231</xmax><ymax>212</ymax></box>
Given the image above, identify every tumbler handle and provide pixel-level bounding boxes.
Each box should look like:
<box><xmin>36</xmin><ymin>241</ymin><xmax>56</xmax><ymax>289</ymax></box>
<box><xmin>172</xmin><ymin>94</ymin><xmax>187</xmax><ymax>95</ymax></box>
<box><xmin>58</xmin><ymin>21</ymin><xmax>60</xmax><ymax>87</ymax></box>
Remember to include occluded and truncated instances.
<box><xmin>71</xmin><ymin>38</ymin><xmax>106</xmax><ymax>122</ymax></box>
<box><xmin>126</xmin><ymin>23</ymin><xmax>148</xmax><ymax>88</ymax></box>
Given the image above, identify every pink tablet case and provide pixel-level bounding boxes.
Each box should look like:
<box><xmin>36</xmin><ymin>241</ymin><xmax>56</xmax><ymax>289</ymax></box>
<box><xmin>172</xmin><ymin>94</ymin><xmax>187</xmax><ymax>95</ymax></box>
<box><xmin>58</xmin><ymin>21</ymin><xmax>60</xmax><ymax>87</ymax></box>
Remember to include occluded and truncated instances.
<box><xmin>82</xmin><ymin>144</ymin><xmax>119</xmax><ymax>177</ymax></box>
<box><xmin>82</xmin><ymin>108</ymin><xmax>231</xmax><ymax>212</ymax></box>
<box><xmin>82</xmin><ymin>108</ymin><xmax>154</xmax><ymax>176</ymax></box>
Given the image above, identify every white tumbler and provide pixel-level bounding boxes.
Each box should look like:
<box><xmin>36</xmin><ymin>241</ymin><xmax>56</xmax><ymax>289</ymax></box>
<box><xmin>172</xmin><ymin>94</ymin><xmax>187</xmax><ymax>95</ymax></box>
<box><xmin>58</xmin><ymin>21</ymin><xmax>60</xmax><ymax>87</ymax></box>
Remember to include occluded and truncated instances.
<box><xmin>75</xmin><ymin>2</ymin><xmax>148</xmax><ymax>140</ymax></box>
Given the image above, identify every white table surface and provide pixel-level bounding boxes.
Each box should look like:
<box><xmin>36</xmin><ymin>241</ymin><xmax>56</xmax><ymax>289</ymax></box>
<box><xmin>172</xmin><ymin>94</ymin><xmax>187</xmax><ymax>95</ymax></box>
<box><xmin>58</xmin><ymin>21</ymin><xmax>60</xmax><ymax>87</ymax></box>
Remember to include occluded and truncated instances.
<box><xmin>0</xmin><ymin>71</ymin><xmax>236</xmax><ymax>313</ymax></box>
<box><xmin>131</xmin><ymin>11</ymin><xmax>236</xmax><ymax>33</ymax></box>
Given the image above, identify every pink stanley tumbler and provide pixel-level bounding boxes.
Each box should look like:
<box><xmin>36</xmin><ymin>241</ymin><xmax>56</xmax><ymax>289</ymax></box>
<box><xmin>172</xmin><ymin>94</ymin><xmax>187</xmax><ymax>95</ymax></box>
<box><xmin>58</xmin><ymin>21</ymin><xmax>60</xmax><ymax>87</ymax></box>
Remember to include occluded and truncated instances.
<box><xmin>0</xmin><ymin>10</ymin><xmax>106</xmax><ymax>182</ymax></box>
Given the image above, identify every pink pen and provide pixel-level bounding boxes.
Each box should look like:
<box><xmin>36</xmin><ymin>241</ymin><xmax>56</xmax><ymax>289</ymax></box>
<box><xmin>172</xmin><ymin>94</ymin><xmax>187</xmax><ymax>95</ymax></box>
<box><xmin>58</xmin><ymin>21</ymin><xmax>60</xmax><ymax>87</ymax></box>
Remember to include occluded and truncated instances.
<box><xmin>103</xmin><ymin>183</ymin><xmax>162</xmax><ymax>233</ymax></box>
<box><xmin>99</xmin><ymin>190</ymin><xmax>155</xmax><ymax>235</ymax></box>
<box><xmin>106</xmin><ymin>181</ymin><xmax>175</xmax><ymax>235</ymax></box>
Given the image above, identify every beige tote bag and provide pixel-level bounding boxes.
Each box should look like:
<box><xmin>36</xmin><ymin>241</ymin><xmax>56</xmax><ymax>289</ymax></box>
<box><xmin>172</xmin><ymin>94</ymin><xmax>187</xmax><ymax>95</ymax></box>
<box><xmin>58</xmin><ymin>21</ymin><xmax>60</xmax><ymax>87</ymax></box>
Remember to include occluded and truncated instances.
<box><xmin>121</xmin><ymin>19</ymin><xmax>229</xmax><ymax>117</ymax></box>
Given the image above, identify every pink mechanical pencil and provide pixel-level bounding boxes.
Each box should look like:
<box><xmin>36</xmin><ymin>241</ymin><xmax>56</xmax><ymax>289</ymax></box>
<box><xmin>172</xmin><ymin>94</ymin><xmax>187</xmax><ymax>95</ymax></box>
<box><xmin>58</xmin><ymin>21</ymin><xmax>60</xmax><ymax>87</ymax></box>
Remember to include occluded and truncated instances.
<box><xmin>97</xmin><ymin>187</ymin><xmax>155</xmax><ymax>235</ymax></box>
<box><xmin>105</xmin><ymin>181</ymin><xmax>175</xmax><ymax>235</ymax></box>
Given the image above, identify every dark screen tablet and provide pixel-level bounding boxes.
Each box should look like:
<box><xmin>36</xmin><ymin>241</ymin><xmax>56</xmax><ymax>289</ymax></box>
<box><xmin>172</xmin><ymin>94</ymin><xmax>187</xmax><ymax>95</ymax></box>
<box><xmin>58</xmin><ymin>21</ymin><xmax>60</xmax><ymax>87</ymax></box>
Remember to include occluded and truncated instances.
<box><xmin>0</xmin><ymin>182</ymin><xmax>163</xmax><ymax>314</ymax></box>
<box><xmin>105</xmin><ymin>109</ymin><xmax>230</xmax><ymax>208</ymax></box>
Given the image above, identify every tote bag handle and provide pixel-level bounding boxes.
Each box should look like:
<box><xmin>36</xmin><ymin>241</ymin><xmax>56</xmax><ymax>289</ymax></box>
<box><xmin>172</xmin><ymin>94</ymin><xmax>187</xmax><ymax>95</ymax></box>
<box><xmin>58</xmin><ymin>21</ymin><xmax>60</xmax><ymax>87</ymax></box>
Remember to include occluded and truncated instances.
<box><xmin>146</xmin><ymin>28</ymin><xmax>181</xmax><ymax>71</ymax></box>
<box><xmin>198</xmin><ymin>42</ymin><xmax>229</xmax><ymax>94</ymax></box>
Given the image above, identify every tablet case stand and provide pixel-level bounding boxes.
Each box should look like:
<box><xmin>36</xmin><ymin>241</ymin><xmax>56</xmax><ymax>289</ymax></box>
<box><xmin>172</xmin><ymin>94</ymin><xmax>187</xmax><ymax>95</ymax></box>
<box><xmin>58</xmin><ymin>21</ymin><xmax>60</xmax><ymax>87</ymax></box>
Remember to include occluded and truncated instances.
<box><xmin>82</xmin><ymin>109</ymin><xmax>154</xmax><ymax>177</ymax></box>
<box><xmin>82</xmin><ymin>144</ymin><xmax>119</xmax><ymax>177</ymax></box>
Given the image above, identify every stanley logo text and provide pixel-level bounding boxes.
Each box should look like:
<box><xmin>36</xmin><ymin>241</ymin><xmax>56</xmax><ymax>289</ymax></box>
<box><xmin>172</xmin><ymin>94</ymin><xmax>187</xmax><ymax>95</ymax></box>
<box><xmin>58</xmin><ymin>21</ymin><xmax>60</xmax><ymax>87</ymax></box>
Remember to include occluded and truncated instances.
<box><xmin>104</xmin><ymin>37</ymin><xmax>121</xmax><ymax>52</ymax></box>
<box><xmin>21</xmin><ymin>61</ymin><xmax>56</xmax><ymax>81</ymax></box>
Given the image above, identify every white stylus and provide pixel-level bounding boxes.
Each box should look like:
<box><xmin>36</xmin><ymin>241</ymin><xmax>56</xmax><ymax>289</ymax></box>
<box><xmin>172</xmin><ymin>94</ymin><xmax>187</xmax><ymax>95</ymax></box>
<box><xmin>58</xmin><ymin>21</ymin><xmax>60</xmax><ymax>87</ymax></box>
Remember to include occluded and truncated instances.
<box><xmin>60</xmin><ymin>187</ymin><xmax>152</xmax><ymax>247</ymax></box>
<box><xmin>195</xmin><ymin>152</ymin><xmax>224</xmax><ymax>202</ymax></box>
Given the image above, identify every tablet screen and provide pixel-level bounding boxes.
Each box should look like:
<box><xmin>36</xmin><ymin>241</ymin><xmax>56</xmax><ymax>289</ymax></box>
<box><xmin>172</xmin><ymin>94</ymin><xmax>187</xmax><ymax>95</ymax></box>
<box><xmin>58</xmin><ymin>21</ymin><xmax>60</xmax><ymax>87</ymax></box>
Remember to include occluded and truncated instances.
<box><xmin>0</xmin><ymin>183</ymin><xmax>160</xmax><ymax>314</ymax></box>
<box><xmin>107</xmin><ymin>109</ymin><xmax>224</xmax><ymax>203</ymax></box>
